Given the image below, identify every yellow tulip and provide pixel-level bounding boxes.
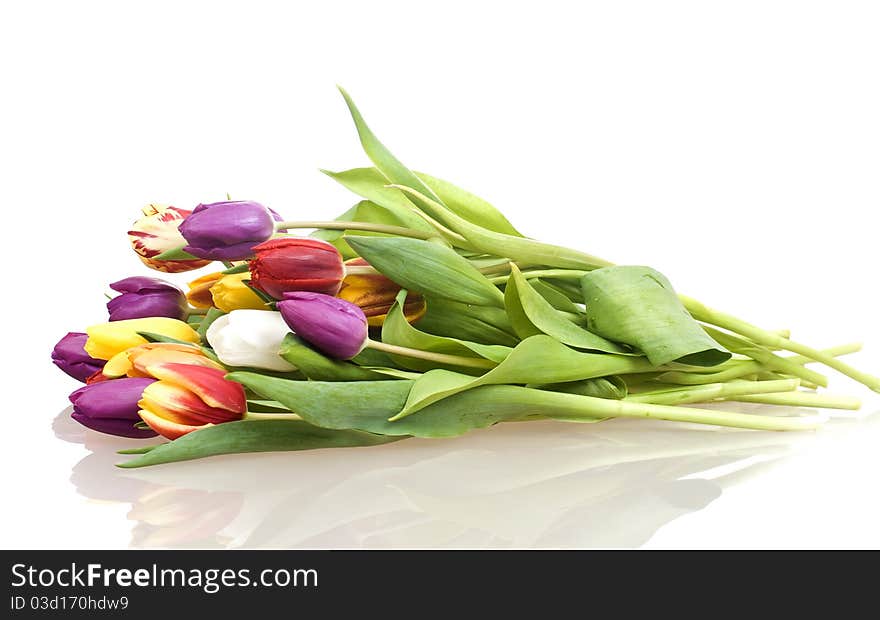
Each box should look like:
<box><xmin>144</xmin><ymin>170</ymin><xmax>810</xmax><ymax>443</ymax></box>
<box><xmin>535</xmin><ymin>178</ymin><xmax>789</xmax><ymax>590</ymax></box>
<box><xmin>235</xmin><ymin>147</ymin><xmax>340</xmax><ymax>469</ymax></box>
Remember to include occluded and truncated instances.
<box><xmin>186</xmin><ymin>272</ymin><xmax>224</xmax><ymax>309</ymax></box>
<box><xmin>84</xmin><ymin>317</ymin><xmax>201</xmax><ymax>360</ymax></box>
<box><xmin>209</xmin><ymin>271</ymin><xmax>268</xmax><ymax>312</ymax></box>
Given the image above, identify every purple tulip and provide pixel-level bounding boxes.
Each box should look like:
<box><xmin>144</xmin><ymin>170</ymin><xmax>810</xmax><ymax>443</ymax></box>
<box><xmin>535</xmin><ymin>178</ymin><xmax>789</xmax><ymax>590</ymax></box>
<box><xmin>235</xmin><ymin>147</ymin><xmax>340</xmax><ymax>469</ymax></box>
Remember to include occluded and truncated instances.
<box><xmin>106</xmin><ymin>276</ymin><xmax>187</xmax><ymax>321</ymax></box>
<box><xmin>52</xmin><ymin>332</ymin><xmax>105</xmax><ymax>382</ymax></box>
<box><xmin>277</xmin><ymin>291</ymin><xmax>368</xmax><ymax>360</ymax></box>
<box><xmin>178</xmin><ymin>200</ymin><xmax>277</xmax><ymax>261</ymax></box>
<box><xmin>69</xmin><ymin>377</ymin><xmax>158</xmax><ymax>438</ymax></box>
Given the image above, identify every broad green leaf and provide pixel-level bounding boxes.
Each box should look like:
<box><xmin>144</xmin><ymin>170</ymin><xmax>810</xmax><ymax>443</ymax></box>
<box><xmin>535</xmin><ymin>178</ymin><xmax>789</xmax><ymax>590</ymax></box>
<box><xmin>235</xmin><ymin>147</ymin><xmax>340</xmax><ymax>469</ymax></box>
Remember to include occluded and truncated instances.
<box><xmin>381</xmin><ymin>290</ymin><xmax>511</xmax><ymax>372</ymax></box>
<box><xmin>414</xmin><ymin>296</ymin><xmax>520</xmax><ymax>347</ymax></box>
<box><xmin>414</xmin><ymin>171</ymin><xmax>523</xmax><ymax>237</ymax></box>
<box><xmin>391</xmin><ymin>184</ymin><xmax>611</xmax><ymax>270</ymax></box>
<box><xmin>230</xmin><ymin>373</ymin><xmax>607</xmax><ymax>439</ymax></box>
<box><xmin>337</xmin><ymin>87</ymin><xmax>443</xmax><ymax>213</ymax></box>
<box><xmin>279</xmin><ymin>334</ymin><xmax>391</xmax><ymax>381</ymax></box>
<box><xmin>505</xmin><ymin>265</ymin><xmax>630</xmax><ymax>354</ymax></box>
<box><xmin>345</xmin><ymin>235</ymin><xmax>505</xmax><ymax>307</ymax></box>
<box><xmin>581</xmin><ymin>266</ymin><xmax>731</xmax><ymax>367</ymax></box>
<box><xmin>398</xmin><ymin>335</ymin><xmax>656</xmax><ymax>417</ymax></box>
<box><xmin>116</xmin><ymin>420</ymin><xmax>402</xmax><ymax>468</ymax></box>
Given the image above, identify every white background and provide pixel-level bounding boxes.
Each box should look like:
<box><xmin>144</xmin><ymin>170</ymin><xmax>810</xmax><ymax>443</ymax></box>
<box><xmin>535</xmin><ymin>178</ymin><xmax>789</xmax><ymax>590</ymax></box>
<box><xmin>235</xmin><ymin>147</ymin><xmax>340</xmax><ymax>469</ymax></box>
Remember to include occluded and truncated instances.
<box><xmin>1</xmin><ymin>1</ymin><xmax>878</xmax><ymax>549</ymax></box>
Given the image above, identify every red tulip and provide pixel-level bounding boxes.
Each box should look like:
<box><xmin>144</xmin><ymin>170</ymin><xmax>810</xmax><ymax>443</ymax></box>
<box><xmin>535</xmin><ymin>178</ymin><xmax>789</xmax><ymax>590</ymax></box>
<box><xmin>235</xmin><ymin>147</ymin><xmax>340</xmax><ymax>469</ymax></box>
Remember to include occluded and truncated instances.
<box><xmin>249</xmin><ymin>238</ymin><xmax>344</xmax><ymax>299</ymax></box>
<box><xmin>138</xmin><ymin>363</ymin><xmax>246</xmax><ymax>440</ymax></box>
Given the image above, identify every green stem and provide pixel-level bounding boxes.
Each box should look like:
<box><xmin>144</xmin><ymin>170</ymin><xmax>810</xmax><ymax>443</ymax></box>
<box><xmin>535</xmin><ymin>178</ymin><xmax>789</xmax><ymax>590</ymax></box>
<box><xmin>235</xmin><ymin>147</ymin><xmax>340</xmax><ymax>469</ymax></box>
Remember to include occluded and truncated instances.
<box><xmin>186</xmin><ymin>307</ymin><xmax>209</xmax><ymax>317</ymax></box>
<box><xmin>367</xmin><ymin>339</ymin><xmax>496</xmax><ymax>369</ymax></box>
<box><xmin>344</xmin><ymin>264</ymin><xmax>380</xmax><ymax>276</ymax></box>
<box><xmin>244</xmin><ymin>411</ymin><xmax>301</xmax><ymax>420</ymax></box>
<box><xmin>274</xmin><ymin>220</ymin><xmax>436</xmax><ymax>240</ymax></box>
<box><xmin>683</xmin><ymin>295</ymin><xmax>880</xmax><ymax>393</ymax></box>
<box><xmin>489</xmin><ymin>269</ymin><xmax>589</xmax><ymax>285</ymax></box>
<box><xmin>627</xmin><ymin>379</ymin><xmax>800</xmax><ymax>406</ymax></box>
<box><xmin>543</xmin><ymin>390</ymin><xmax>825</xmax><ymax>431</ymax></box>
<box><xmin>728</xmin><ymin>392</ymin><xmax>862</xmax><ymax>410</ymax></box>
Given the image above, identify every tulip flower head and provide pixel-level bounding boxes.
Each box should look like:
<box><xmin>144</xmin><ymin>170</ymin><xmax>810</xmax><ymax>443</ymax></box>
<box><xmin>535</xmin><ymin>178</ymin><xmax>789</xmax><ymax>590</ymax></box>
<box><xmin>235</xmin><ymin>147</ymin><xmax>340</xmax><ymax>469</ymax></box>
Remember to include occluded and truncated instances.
<box><xmin>277</xmin><ymin>291</ymin><xmax>368</xmax><ymax>360</ymax></box>
<box><xmin>102</xmin><ymin>342</ymin><xmax>223</xmax><ymax>378</ymax></box>
<box><xmin>69</xmin><ymin>378</ymin><xmax>159</xmax><ymax>438</ymax></box>
<box><xmin>338</xmin><ymin>258</ymin><xmax>426</xmax><ymax>327</ymax></box>
<box><xmin>128</xmin><ymin>204</ymin><xmax>212</xmax><ymax>273</ymax></box>
<box><xmin>84</xmin><ymin>317</ymin><xmax>201</xmax><ymax>360</ymax></box>
<box><xmin>206</xmin><ymin>310</ymin><xmax>297</xmax><ymax>371</ymax></box>
<box><xmin>250</xmin><ymin>237</ymin><xmax>344</xmax><ymax>299</ymax></box>
<box><xmin>106</xmin><ymin>276</ymin><xmax>188</xmax><ymax>321</ymax></box>
<box><xmin>179</xmin><ymin>200</ymin><xmax>277</xmax><ymax>261</ymax></box>
<box><xmin>138</xmin><ymin>364</ymin><xmax>247</xmax><ymax>440</ymax></box>
<box><xmin>186</xmin><ymin>271</ymin><xmax>268</xmax><ymax>312</ymax></box>
<box><xmin>52</xmin><ymin>332</ymin><xmax>106</xmax><ymax>382</ymax></box>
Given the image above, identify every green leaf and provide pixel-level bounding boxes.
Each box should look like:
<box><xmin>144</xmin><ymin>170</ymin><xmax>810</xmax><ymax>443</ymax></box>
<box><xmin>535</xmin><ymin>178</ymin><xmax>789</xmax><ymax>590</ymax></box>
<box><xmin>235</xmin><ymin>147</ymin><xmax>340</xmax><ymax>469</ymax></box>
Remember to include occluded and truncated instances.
<box><xmin>116</xmin><ymin>419</ymin><xmax>402</xmax><ymax>468</ymax></box>
<box><xmin>136</xmin><ymin>331</ymin><xmax>194</xmax><ymax>346</ymax></box>
<box><xmin>390</xmin><ymin>184</ymin><xmax>611</xmax><ymax>270</ymax></box>
<box><xmin>279</xmin><ymin>334</ymin><xmax>391</xmax><ymax>381</ymax></box>
<box><xmin>230</xmin><ymin>372</ymin><xmax>607</xmax><ymax>439</ymax></box>
<box><xmin>241</xmin><ymin>280</ymin><xmax>277</xmax><ymax>306</ymax></box>
<box><xmin>197</xmin><ymin>307</ymin><xmax>226</xmax><ymax>342</ymax></box>
<box><xmin>345</xmin><ymin>235</ymin><xmax>505</xmax><ymax>307</ymax></box>
<box><xmin>221</xmin><ymin>263</ymin><xmax>251</xmax><ymax>275</ymax></box>
<box><xmin>155</xmin><ymin>246</ymin><xmax>202</xmax><ymax>261</ymax></box>
<box><xmin>414</xmin><ymin>171</ymin><xmax>523</xmax><ymax>237</ymax></box>
<box><xmin>581</xmin><ymin>266</ymin><xmax>731</xmax><ymax>367</ymax></box>
<box><xmin>397</xmin><ymin>335</ymin><xmax>656</xmax><ymax>417</ymax></box>
<box><xmin>414</xmin><ymin>296</ymin><xmax>520</xmax><ymax>347</ymax></box>
<box><xmin>529</xmin><ymin>278</ymin><xmax>582</xmax><ymax>314</ymax></box>
<box><xmin>530</xmin><ymin>376</ymin><xmax>628</xmax><ymax>400</ymax></box>
<box><xmin>381</xmin><ymin>290</ymin><xmax>511</xmax><ymax>372</ymax></box>
<box><xmin>505</xmin><ymin>264</ymin><xmax>630</xmax><ymax>354</ymax></box>
<box><xmin>337</xmin><ymin>87</ymin><xmax>444</xmax><ymax>213</ymax></box>
<box><xmin>321</xmin><ymin>170</ymin><xmax>437</xmax><ymax>233</ymax></box>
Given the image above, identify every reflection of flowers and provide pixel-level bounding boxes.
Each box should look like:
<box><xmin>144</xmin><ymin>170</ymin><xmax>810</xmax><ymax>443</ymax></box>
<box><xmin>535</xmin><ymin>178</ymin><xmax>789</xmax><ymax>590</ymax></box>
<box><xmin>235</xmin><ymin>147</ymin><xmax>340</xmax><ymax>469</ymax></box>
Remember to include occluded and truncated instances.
<box><xmin>129</xmin><ymin>488</ymin><xmax>242</xmax><ymax>548</ymax></box>
<box><xmin>56</xmin><ymin>405</ymin><xmax>847</xmax><ymax>549</ymax></box>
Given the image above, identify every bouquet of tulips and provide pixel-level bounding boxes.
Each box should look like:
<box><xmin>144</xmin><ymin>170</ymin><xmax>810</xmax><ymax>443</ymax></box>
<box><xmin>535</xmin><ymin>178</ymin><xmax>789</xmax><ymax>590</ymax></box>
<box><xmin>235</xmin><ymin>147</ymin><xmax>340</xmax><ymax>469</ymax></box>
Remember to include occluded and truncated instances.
<box><xmin>52</xmin><ymin>89</ymin><xmax>879</xmax><ymax>468</ymax></box>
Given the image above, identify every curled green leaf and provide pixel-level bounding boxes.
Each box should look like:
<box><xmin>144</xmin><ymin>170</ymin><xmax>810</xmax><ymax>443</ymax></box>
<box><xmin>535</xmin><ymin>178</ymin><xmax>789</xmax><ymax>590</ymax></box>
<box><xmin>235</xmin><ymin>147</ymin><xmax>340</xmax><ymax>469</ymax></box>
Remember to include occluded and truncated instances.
<box><xmin>581</xmin><ymin>266</ymin><xmax>731</xmax><ymax>367</ymax></box>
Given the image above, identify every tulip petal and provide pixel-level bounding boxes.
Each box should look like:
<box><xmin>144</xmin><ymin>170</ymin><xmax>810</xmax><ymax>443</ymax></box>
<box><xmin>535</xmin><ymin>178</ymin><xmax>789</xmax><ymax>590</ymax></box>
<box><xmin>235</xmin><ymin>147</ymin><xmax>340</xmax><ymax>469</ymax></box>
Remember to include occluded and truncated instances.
<box><xmin>145</xmin><ymin>363</ymin><xmax>246</xmax><ymax>413</ymax></box>
<box><xmin>139</xmin><ymin>409</ymin><xmax>210</xmax><ymax>441</ymax></box>
<box><xmin>85</xmin><ymin>318</ymin><xmax>201</xmax><ymax>360</ymax></box>
<box><xmin>139</xmin><ymin>381</ymin><xmax>237</xmax><ymax>425</ymax></box>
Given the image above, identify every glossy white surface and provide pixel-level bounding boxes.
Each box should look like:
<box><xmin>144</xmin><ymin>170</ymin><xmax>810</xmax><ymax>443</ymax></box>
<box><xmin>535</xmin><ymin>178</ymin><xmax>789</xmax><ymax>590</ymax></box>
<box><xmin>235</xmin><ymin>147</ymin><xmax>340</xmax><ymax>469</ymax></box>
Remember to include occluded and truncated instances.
<box><xmin>2</xmin><ymin>1</ymin><xmax>879</xmax><ymax>548</ymax></box>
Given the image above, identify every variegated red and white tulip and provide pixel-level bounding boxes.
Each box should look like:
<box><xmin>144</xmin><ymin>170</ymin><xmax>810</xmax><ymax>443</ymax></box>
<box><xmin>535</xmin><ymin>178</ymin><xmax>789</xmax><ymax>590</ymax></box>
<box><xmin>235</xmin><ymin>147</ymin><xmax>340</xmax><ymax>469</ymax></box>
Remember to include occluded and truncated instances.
<box><xmin>138</xmin><ymin>363</ymin><xmax>246</xmax><ymax>440</ymax></box>
<box><xmin>128</xmin><ymin>204</ymin><xmax>212</xmax><ymax>273</ymax></box>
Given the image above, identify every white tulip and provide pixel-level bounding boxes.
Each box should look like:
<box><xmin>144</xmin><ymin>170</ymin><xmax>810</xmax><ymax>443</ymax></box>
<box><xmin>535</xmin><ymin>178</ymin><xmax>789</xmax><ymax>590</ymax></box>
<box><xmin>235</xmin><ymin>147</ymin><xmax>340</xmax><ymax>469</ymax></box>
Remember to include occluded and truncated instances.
<box><xmin>206</xmin><ymin>310</ymin><xmax>297</xmax><ymax>372</ymax></box>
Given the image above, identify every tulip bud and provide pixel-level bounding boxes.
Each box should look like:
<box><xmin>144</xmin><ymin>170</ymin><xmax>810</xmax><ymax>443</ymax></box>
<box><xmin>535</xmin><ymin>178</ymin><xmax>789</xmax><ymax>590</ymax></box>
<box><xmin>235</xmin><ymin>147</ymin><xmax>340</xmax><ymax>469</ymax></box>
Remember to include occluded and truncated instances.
<box><xmin>250</xmin><ymin>238</ymin><xmax>344</xmax><ymax>299</ymax></box>
<box><xmin>277</xmin><ymin>291</ymin><xmax>368</xmax><ymax>360</ymax></box>
<box><xmin>106</xmin><ymin>276</ymin><xmax>188</xmax><ymax>322</ymax></box>
<box><xmin>185</xmin><ymin>272</ymin><xmax>222</xmax><ymax>309</ymax></box>
<box><xmin>138</xmin><ymin>364</ymin><xmax>247</xmax><ymax>440</ymax></box>
<box><xmin>69</xmin><ymin>378</ymin><xmax>159</xmax><ymax>438</ymax></box>
<box><xmin>179</xmin><ymin>200</ymin><xmax>276</xmax><ymax>261</ymax></box>
<box><xmin>85</xmin><ymin>317</ymin><xmax>201</xmax><ymax>360</ymax></box>
<box><xmin>52</xmin><ymin>332</ymin><xmax>106</xmax><ymax>382</ymax></box>
<box><xmin>206</xmin><ymin>310</ymin><xmax>297</xmax><ymax>371</ymax></box>
<box><xmin>186</xmin><ymin>271</ymin><xmax>267</xmax><ymax>312</ymax></box>
<box><xmin>128</xmin><ymin>204</ymin><xmax>212</xmax><ymax>273</ymax></box>
<box><xmin>102</xmin><ymin>342</ymin><xmax>223</xmax><ymax>378</ymax></box>
<box><xmin>338</xmin><ymin>258</ymin><xmax>426</xmax><ymax>327</ymax></box>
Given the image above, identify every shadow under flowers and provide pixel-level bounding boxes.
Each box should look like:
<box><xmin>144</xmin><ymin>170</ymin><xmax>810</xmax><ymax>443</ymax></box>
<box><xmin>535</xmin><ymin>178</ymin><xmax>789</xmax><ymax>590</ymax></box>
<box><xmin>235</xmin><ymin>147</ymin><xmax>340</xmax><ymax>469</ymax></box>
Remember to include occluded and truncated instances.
<box><xmin>53</xmin><ymin>405</ymin><xmax>880</xmax><ymax>548</ymax></box>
